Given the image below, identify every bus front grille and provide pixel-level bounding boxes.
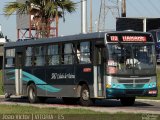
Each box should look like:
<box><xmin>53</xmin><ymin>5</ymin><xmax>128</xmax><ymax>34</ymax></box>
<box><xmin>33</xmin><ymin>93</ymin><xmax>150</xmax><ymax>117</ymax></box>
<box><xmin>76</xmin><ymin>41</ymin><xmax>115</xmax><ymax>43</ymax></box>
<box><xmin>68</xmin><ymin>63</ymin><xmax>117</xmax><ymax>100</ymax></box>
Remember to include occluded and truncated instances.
<box><xmin>124</xmin><ymin>84</ymin><xmax>144</xmax><ymax>89</ymax></box>
<box><xmin>118</xmin><ymin>79</ymin><xmax>150</xmax><ymax>84</ymax></box>
<box><xmin>118</xmin><ymin>78</ymin><xmax>150</xmax><ymax>89</ymax></box>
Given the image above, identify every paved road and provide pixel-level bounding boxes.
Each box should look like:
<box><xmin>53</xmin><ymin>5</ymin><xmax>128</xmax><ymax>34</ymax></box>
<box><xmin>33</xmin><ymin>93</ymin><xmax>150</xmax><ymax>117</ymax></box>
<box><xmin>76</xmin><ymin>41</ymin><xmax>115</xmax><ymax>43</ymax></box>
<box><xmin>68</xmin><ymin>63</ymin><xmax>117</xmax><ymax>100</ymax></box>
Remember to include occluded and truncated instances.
<box><xmin>0</xmin><ymin>97</ymin><xmax>160</xmax><ymax>114</ymax></box>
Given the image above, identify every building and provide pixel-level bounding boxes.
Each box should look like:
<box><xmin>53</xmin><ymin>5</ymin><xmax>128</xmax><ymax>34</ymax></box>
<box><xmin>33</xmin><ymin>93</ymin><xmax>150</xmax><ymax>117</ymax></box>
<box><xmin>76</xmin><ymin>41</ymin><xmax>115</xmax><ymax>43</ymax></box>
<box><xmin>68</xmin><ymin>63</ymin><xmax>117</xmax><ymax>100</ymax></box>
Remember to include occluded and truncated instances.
<box><xmin>16</xmin><ymin>0</ymin><xmax>57</xmax><ymax>39</ymax></box>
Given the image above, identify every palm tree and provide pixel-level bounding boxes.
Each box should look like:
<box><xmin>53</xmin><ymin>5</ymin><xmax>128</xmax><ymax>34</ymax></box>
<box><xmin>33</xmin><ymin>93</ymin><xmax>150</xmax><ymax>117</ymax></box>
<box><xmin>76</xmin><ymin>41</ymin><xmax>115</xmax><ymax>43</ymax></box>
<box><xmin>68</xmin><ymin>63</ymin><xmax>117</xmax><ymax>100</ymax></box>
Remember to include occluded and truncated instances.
<box><xmin>4</xmin><ymin>0</ymin><xmax>76</xmax><ymax>38</ymax></box>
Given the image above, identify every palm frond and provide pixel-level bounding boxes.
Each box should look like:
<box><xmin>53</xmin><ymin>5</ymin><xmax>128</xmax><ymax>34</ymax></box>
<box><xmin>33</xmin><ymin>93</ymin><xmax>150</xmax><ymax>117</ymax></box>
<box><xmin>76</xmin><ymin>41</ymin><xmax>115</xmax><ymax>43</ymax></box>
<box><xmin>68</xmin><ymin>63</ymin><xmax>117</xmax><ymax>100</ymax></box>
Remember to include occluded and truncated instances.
<box><xmin>3</xmin><ymin>0</ymin><xmax>76</xmax><ymax>22</ymax></box>
<box><xmin>3</xmin><ymin>2</ymin><xmax>28</xmax><ymax>16</ymax></box>
<box><xmin>58</xmin><ymin>0</ymin><xmax>76</xmax><ymax>13</ymax></box>
<box><xmin>53</xmin><ymin>0</ymin><xmax>76</xmax><ymax>21</ymax></box>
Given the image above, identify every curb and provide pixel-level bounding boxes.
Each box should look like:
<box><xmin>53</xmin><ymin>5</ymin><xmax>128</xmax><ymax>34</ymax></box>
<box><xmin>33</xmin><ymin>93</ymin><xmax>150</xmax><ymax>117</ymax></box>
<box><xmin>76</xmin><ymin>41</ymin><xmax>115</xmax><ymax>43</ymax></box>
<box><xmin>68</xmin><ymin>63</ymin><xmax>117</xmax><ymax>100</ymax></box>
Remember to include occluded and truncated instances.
<box><xmin>0</xmin><ymin>95</ymin><xmax>21</xmax><ymax>99</ymax></box>
<box><xmin>136</xmin><ymin>99</ymin><xmax>160</xmax><ymax>102</ymax></box>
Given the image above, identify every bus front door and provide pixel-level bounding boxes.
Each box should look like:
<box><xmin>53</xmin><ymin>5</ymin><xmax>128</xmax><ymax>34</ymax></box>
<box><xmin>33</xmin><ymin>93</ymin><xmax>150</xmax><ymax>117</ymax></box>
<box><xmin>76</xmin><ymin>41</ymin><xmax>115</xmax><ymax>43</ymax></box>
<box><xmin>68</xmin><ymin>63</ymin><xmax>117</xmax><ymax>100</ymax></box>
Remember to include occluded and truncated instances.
<box><xmin>15</xmin><ymin>52</ymin><xmax>23</xmax><ymax>96</ymax></box>
<box><xmin>94</xmin><ymin>47</ymin><xmax>105</xmax><ymax>98</ymax></box>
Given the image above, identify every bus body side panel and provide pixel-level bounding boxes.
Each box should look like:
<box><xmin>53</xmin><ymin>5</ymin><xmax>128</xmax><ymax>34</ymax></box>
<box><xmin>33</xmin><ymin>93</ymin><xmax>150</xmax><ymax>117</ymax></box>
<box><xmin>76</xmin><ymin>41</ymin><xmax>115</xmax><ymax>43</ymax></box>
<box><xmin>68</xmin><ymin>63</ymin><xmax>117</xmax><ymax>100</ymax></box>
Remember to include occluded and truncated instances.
<box><xmin>22</xmin><ymin>67</ymin><xmax>47</xmax><ymax>96</ymax></box>
<box><xmin>45</xmin><ymin>65</ymin><xmax>76</xmax><ymax>97</ymax></box>
<box><xmin>32</xmin><ymin>68</ymin><xmax>47</xmax><ymax>96</ymax></box>
<box><xmin>75</xmin><ymin>64</ymin><xmax>94</xmax><ymax>98</ymax></box>
<box><xmin>3</xmin><ymin>68</ymin><xmax>16</xmax><ymax>95</ymax></box>
<box><xmin>21</xmin><ymin>66</ymin><xmax>77</xmax><ymax>97</ymax></box>
<box><xmin>21</xmin><ymin>68</ymin><xmax>32</xmax><ymax>96</ymax></box>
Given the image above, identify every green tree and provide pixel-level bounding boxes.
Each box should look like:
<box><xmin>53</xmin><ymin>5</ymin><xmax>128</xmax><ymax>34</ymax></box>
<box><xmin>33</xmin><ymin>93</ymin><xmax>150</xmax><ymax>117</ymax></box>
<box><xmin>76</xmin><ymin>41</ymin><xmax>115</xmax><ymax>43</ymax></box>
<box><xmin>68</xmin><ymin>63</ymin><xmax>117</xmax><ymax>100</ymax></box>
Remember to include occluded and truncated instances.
<box><xmin>4</xmin><ymin>0</ymin><xmax>76</xmax><ymax>38</ymax></box>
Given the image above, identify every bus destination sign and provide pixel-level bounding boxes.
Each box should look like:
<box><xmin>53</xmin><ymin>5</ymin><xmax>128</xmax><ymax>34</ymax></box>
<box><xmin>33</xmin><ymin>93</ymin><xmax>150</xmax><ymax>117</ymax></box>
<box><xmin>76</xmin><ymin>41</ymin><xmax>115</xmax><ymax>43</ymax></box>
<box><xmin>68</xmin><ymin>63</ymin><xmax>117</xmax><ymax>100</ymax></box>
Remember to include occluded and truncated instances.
<box><xmin>122</xmin><ymin>36</ymin><xmax>146</xmax><ymax>42</ymax></box>
<box><xmin>110</xmin><ymin>36</ymin><xmax>118</xmax><ymax>41</ymax></box>
<box><xmin>110</xmin><ymin>35</ymin><xmax>147</xmax><ymax>42</ymax></box>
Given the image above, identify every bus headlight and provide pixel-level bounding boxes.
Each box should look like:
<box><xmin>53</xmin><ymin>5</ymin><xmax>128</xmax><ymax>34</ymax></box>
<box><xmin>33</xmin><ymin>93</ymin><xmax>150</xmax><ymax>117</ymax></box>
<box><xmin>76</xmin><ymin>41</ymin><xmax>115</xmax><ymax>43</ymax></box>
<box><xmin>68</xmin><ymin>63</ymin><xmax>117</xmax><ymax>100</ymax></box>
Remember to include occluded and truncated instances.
<box><xmin>152</xmin><ymin>84</ymin><xmax>156</xmax><ymax>88</ymax></box>
<box><xmin>148</xmin><ymin>83</ymin><xmax>156</xmax><ymax>88</ymax></box>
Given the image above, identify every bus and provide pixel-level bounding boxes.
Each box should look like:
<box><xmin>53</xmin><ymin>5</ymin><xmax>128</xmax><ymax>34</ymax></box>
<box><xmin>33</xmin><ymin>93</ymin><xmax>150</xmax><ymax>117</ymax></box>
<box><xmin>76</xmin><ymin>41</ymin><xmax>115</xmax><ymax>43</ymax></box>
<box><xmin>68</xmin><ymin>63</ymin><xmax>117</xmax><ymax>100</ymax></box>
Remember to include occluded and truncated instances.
<box><xmin>149</xmin><ymin>29</ymin><xmax>160</xmax><ymax>63</ymax></box>
<box><xmin>0</xmin><ymin>31</ymin><xmax>6</xmax><ymax>43</ymax></box>
<box><xmin>3</xmin><ymin>31</ymin><xmax>158</xmax><ymax>106</ymax></box>
<box><xmin>0</xmin><ymin>31</ymin><xmax>7</xmax><ymax>69</ymax></box>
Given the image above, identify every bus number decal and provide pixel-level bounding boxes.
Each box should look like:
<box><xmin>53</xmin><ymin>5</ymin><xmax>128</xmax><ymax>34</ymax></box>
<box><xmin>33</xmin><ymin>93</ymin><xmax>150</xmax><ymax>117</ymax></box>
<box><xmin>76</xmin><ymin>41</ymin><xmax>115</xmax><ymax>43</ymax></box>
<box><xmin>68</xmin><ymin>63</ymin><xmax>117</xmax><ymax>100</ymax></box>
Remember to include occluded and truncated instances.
<box><xmin>110</xmin><ymin>36</ymin><xmax>118</xmax><ymax>41</ymax></box>
<box><xmin>51</xmin><ymin>73</ymin><xmax>75</xmax><ymax>80</ymax></box>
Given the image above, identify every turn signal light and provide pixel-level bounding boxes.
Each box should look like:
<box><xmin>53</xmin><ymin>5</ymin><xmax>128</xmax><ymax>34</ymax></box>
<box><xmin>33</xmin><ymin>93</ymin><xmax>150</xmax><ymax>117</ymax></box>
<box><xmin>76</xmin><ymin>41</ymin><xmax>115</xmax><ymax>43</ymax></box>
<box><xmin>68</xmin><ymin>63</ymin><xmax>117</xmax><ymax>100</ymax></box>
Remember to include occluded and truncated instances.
<box><xmin>106</xmin><ymin>84</ymin><xmax>111</xmax><ymax>88</ymax></box>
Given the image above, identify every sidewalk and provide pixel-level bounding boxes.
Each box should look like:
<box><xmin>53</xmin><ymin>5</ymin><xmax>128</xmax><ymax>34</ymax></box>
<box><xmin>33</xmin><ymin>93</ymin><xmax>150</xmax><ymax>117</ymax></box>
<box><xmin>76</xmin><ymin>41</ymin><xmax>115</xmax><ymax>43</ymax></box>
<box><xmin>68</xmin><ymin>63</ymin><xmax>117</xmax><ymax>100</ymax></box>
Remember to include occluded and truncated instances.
<box><xmin>136</xmin><ymin>99</ymin><xmax>160</xmax><ymax>102</ymax></box>
<box><xmin>0</xmin><ymin>95</ymin><xmax>22</xmax><ymax>99</ymax></box>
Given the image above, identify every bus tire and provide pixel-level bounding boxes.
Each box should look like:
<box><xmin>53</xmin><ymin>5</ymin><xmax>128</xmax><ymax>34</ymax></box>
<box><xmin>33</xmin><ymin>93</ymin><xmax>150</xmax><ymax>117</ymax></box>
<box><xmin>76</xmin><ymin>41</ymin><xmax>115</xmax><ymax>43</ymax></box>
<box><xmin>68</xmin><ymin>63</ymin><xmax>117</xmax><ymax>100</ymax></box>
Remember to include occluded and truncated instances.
<box><xmin>27</xmin><ymin>84</ymin><xmax>39</xmax><ymax>103</ymax></box>
<box><xmin>120</xmin><ymin>97</ymin><xmax>135</xmax><ymax>106</ymax></box>
<box><xmin>79</xmin><ymin>84</ymin><xmax>94</xmax><ymax>106</ymax></box>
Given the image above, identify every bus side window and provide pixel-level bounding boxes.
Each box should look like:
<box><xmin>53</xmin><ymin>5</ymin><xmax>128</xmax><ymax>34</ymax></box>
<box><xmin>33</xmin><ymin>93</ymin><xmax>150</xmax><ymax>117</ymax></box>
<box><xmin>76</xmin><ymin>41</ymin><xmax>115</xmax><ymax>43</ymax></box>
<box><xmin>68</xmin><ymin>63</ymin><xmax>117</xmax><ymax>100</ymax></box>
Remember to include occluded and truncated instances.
<box><xmin>47</xmin><ymin>44</ymin><xmax>60</xmax><ymax>65</ymax></box>
<box><xmin>5</xmin><ymin>49</ymin><xmax>15</xmax><ymax>67</ymax></box>
<box><xmin>25</xmin><ymin>47</ymin><xmax>33</xmax><ymax>66</ymax></box>
<box><xmin>79</xmin><ymin>42</ymin><xmax>91</xmax><ymax>64</ymax></box>
<box><xmin>34</xmin><ymin>46</ymin><xmax>46</xmax><ymax>66</ymax></box>
<box><xmin>76</xmin><ymin>44</ymin><xmax>80</xmax><ymax>63</ymax></box>
<box><xmin>63</xmin><ymin>43</ymin><xmax>74</xmax><ymax>64</ymax></box>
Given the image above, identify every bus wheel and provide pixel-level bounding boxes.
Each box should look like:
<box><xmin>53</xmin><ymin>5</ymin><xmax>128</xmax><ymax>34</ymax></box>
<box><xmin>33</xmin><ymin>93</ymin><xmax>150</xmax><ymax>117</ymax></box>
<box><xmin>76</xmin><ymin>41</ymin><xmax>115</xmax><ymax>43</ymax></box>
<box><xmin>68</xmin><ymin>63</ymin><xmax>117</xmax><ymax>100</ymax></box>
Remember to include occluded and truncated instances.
<box><xmin>27</xmin><ymin>84</ymin><xmax>39</xmax><ymax>103</ymax></box>
<box><xmin>79</xmin><ymin>84</ymin><xmax>94</xmax><ymax>106</ymax></box>
<box><xmin>120</xmin><ymin>97</ymin><xmax>135</xmax><ymax>106</ymax></box>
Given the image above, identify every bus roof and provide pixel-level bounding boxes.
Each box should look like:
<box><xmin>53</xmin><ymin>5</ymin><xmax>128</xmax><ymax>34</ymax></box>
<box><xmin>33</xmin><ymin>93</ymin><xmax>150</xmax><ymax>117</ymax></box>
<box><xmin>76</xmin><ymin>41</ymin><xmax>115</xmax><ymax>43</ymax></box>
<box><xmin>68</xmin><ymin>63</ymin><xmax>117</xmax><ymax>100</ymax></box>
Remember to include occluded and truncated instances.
<box><xmin>4</xmin><ymin>31</ymin><xmax>151</xmax><ymax>48</ymax></box>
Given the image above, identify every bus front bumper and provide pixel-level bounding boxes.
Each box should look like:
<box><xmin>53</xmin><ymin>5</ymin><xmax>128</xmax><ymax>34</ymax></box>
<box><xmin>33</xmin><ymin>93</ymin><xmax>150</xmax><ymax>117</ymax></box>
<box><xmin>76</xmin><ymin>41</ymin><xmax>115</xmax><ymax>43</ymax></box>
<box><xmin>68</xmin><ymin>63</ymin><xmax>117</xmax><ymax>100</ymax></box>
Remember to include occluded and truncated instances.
<box><xmin>106</xmin><ymin>88</ymin><xmax>158</xmax><ymax>98</ymax></box>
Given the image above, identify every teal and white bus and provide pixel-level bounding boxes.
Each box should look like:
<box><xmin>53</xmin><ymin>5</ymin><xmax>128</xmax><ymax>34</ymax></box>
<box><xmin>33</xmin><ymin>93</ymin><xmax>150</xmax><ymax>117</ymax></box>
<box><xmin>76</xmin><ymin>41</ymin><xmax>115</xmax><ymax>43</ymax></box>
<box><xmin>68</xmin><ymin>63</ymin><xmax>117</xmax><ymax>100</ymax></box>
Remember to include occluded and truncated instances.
<box><xmin>3</xmin><ymin>31</ymin><xmax>158</xmax><ymax>106</ymax></box>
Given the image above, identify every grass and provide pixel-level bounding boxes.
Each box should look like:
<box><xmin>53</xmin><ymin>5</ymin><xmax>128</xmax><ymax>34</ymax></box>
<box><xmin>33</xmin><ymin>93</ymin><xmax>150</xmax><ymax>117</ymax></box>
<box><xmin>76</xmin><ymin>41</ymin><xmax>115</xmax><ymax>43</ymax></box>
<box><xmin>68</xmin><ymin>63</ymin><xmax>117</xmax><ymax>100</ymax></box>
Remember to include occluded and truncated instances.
<box><xmin>0</xmin><ymin>104</ymin><xmax>97</xmax><ymax>114</ymax></box>
<box><xmin>0</xmin><ymin>104</ymin><xmax>159</xmax><ymax>120</ymax></box>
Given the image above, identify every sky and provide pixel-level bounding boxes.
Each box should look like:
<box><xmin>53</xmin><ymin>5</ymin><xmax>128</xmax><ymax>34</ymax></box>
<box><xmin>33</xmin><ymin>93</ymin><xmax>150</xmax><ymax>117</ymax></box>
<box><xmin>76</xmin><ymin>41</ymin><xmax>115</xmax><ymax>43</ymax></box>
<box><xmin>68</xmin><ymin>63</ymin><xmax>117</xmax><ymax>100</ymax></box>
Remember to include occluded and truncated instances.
<box><xmin>0</xmin><ymin>0</ymin><xmax>160</xmax><ymax>41</ymax></box>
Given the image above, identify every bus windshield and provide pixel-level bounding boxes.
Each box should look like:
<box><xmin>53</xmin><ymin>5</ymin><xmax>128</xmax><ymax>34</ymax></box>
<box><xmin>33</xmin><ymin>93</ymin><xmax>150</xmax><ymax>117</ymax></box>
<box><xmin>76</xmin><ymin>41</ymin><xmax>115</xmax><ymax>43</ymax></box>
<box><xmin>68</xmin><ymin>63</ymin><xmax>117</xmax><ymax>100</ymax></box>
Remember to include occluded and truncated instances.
<box><xmin>106</xmin><ymin>44</ymin><xmax>156</xmax><ymax>75</ymax></box>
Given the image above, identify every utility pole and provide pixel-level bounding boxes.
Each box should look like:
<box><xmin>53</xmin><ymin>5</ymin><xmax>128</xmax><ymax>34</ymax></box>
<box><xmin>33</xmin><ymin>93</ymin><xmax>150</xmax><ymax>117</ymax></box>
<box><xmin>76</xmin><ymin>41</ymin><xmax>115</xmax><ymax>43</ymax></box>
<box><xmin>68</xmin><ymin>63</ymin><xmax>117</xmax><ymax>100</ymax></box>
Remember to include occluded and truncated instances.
<box><xmin>90</xmin><ymin>0</ymin><xmax>92</xmax><ymax>32</ymax></box>
<box><xmin>121</xmin><ymin>0</ymin><xmax>126</xmax><ymax>17</ymax></box>
<box><xmin>81</xmin><ymin>0</ymin><xmax>87</xmax><ymax>34</ymax></box>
